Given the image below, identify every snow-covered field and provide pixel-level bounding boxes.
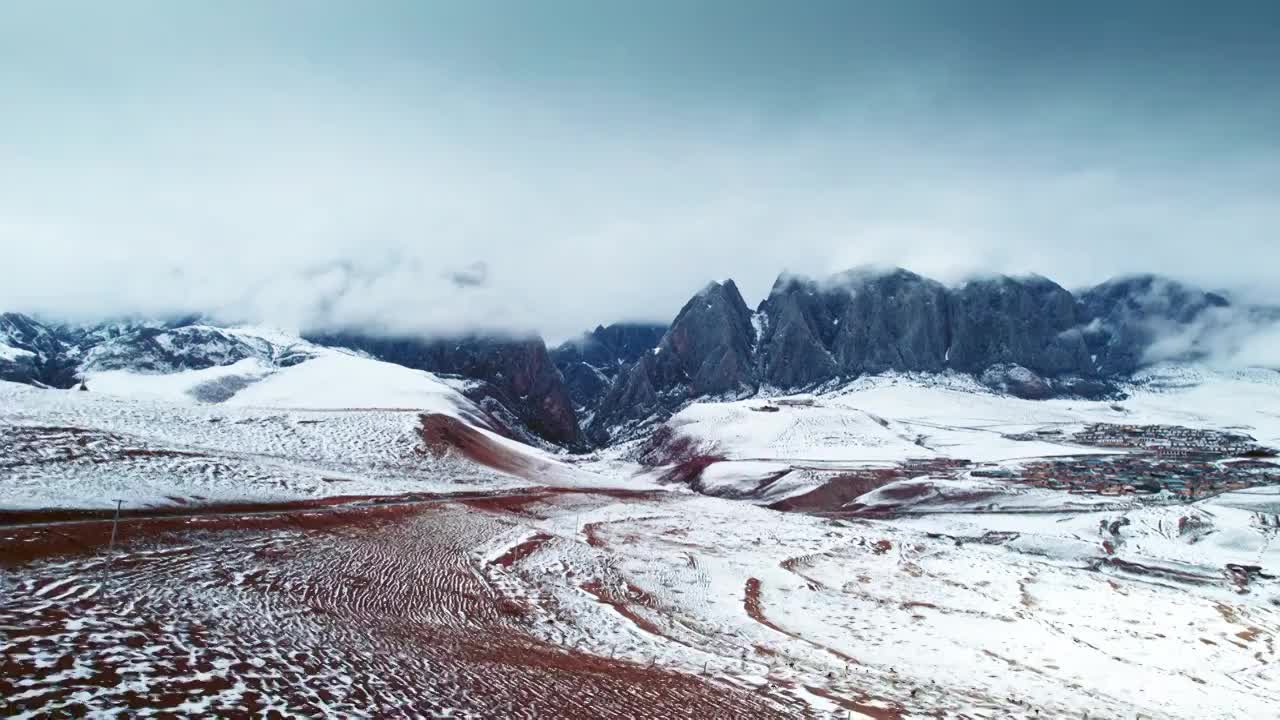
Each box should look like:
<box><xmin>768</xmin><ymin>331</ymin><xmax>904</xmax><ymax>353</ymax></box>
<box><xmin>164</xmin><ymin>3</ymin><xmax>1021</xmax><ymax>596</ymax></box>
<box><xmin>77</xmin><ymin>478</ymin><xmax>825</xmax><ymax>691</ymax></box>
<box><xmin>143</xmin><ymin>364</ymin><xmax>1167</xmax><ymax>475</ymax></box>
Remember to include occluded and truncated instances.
<box><xmin>1</xmin><ymin>343</ymin><xmax>622</xmax><ymax>511</ymax></box>
<box><xmin>648</xmin><ymin>367</ymin><xmax>1280</xmax><ymax>506</ymax></box>
<box><xmin>497</xmin><ymin>490</ymin><xmax>1279</xmax><ymax>718</ymax></box>
<box><xmin>3</xmin><ymin>359</ymin><xmax>1279</xmax><ymax>717</ymax></box>
<box><xmin>3</xmin><ymin>484</ymin><xmax>1275</xmax><ymax>718</ymax></box>
<box><xmin>670</xmin><ymin>368</ymin><xmax>1280</xmax><ymax>464</ymax></box>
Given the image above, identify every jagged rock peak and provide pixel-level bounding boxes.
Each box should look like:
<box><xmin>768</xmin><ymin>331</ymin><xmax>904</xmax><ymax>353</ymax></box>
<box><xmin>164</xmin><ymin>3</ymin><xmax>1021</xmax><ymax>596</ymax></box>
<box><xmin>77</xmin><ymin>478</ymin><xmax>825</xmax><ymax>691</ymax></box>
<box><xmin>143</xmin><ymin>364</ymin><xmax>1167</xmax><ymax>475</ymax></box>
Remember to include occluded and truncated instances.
<box><xmin>756</xmin><ymin>267</ymin><xmax>951</xmax><ymax>385</ymax></box>
<box><xmin>583</xmin><ymin>279</ymin><xmax>757</xmax><ymax>444</ymax></box>
<box><xmin>661</xmin><ymin>278</ymin><xmax>756</xmax><ymax>393</ymax></box>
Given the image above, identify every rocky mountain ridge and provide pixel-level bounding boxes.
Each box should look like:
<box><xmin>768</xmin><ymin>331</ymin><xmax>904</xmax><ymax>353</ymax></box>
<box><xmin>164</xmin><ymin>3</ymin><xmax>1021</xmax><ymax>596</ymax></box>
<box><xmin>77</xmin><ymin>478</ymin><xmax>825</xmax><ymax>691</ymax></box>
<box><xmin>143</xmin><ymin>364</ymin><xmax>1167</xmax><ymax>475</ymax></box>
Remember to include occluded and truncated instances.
<box><xmin>4</xmin><ymin>269</ymin><xmax>1273</xmax><ymax>450</ymax></box>
<box><xmin>571</xmin><ymin>269</ymin><xmax>1272</xmax><ymax>442</ymax></box>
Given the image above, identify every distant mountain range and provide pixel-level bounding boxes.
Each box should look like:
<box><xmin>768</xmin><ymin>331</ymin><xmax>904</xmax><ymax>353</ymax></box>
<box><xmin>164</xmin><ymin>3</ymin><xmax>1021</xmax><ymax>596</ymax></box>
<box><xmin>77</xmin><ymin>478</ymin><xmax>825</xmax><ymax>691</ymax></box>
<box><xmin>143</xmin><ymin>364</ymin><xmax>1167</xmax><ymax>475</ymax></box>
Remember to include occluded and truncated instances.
<box><xmin>3</xmin><ymin>269</ymin><xmax>1275</xmax><ymax>449</ymax></box>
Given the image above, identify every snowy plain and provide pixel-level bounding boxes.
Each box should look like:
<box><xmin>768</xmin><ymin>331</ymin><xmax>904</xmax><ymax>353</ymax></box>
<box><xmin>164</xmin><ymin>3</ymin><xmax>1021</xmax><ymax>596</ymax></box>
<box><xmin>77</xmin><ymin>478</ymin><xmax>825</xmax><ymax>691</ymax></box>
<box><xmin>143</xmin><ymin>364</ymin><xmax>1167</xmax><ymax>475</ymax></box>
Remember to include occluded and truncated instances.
<box><xmin>2</xmin><ymin>340</ymin><xmax>625</xmax><ymax>511</ymax></box>
<box><xmin>3</xmin><ymin>348</ymin><xmax>1280</xmax><ymax>718</ymax></box>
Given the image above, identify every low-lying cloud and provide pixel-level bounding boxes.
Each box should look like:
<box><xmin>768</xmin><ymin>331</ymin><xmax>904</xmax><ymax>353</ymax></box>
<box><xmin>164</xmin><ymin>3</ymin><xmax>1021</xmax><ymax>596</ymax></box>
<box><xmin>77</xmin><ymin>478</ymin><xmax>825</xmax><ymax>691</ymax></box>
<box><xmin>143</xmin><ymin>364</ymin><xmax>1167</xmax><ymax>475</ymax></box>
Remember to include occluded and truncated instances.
<box><xmin>1144</xmin><ymin>306</ymin><xmax>1280</xmax><ymax>370</ymax></box>
<box><xmin>2</xmin><ymin>2</ymin><xmax>1278</xmax><ymax>345</ymax></box>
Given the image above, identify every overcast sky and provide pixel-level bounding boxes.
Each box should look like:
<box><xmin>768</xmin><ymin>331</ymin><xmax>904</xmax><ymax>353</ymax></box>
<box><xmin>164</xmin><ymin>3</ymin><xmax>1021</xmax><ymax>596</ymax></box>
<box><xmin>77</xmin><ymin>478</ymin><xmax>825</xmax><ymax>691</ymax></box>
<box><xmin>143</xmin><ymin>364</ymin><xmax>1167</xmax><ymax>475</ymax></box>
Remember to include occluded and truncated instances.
<box><xmin>2</xmin><ymin>1</ymin><xmax>1277</xmax><ymax>341</ymax></box>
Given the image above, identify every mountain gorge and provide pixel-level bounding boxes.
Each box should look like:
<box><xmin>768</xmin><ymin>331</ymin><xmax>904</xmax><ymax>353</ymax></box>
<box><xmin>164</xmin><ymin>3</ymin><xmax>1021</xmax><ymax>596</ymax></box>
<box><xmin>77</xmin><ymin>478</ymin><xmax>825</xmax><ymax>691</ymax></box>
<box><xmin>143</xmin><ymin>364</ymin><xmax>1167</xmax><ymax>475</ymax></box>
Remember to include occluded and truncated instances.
<box><xmin>3</xmin><ymin>269</ymin><xmax>1273</xmax><ymax>450</ymax></box>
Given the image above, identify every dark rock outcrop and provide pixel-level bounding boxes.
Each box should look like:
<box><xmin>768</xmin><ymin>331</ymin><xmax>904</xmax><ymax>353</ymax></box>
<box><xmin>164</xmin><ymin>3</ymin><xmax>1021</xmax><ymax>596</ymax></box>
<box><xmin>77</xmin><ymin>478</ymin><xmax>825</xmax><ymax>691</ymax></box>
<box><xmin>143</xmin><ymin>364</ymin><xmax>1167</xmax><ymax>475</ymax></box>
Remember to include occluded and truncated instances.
<box><xmin>754</xmin><ymin>277</ymin><xmax>839</xmax><ymax>388</ymax></box>
<box><xmin>2</xmin><ymin>314</ymin><xmax>316</xmax><ymax>390</ymax></box>
<box><xmin>661</xmin><ymin>280</ymin><xmax>757</xmax><ymax>397</ymax></box>
<box><xmin>979</xmin><ymin>364</ymin><xmax>1053</xmax><ymax>400</ymax></box>
<box><xmin>0</xmin><ymin>313</ymin><xmax>77</xmax><ymax>387</ymax></box>
<box><xmin>556</xmin><ymin>361</ymin><xmax>612</xmax><ymax>414</ymax></box>
<box><xmin>755</xmin><ymin>268</ymin><xmax>950</xmax><ymax>387</ymax></box>
<box><xmin>8</xmin><ymin>268</ymin><xmax>1272</xmax><ymax>450</ymax></box>
<box><xmin>550</xmin><ymin>323</ymin><xmax>666</xmax><ymax>415</ymax></box>
<box><xmin>307</xmin><ymin>332</ymin><xmax>585</xmax><ymax>449</ymax></box>
<box><xmin>586</xmin><ymin>281</ymin><xmax>757</xmax><ymax>443</ymax></box>
<box><xmin>829</xmin><ymin>268</ymin><xmax>952</xmax><ymax>375</ymax></box>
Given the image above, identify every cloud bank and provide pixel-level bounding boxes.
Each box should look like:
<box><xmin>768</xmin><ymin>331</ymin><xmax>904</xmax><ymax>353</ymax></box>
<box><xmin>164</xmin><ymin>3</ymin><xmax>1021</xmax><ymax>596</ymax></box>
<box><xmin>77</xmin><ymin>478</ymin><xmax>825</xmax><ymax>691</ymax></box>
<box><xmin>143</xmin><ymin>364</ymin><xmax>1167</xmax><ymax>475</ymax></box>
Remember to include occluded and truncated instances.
<box><xmin>1</xmin><ymin>2</ymin><xmax>1277</xmax><ymax>342</ymax></box>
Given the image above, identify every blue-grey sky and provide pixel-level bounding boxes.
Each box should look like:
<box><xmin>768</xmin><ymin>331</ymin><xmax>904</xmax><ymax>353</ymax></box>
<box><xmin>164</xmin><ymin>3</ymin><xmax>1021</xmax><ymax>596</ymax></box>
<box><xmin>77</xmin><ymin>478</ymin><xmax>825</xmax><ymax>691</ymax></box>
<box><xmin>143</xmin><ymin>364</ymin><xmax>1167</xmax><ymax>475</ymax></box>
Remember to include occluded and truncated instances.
<box><xmin>2</xmin><ymin>1</ymin><xmax>1277</xmax><ymax>339</ymax></box>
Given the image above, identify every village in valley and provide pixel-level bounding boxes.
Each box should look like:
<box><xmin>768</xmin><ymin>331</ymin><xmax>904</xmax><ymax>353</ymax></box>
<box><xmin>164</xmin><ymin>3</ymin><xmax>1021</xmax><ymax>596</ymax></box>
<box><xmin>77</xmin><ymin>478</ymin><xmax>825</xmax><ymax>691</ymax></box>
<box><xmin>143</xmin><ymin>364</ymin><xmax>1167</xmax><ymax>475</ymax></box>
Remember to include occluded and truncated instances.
<box><xmin>990</xmin><ymin>423</ymin><xmax>1280</xmax><ymax>504</ymax></box>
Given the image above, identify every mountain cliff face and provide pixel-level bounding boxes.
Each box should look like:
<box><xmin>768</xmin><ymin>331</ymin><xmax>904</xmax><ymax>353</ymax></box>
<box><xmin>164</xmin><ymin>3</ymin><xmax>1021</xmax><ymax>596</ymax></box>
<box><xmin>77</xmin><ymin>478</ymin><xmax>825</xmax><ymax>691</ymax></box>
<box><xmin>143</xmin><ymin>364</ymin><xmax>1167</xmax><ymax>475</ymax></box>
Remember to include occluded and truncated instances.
<box><xmin>306</xmin><ymin>332</ymin><xmax>585</xmax><ymax>449</ymax></box>
<box><xmin>755</xmin><ymin>268</ymin><xmax>951</xmax><ymax>387</ymax></box>
<box><xmin>551</xmin><ymin>323</ymin><xmax>667</xmax><ymax>371</ymax></box>
<box><xmin>585</xmin><ymin>281</ymin><xmax>757</xmax><ymax>443</ymax></box>
<box><xmin>550</xmin><ymin>323</ymin><xmax>666</xmax><ymax>414</ymax></box>
<box><xmin>0</xmin><ymin>313</ymin><xmax>584</xmax><ymax>450</ymax></box>
<box><xmin>77</xmin><ymin>326</ymin><xmax>313</xmax><ymax>375</ymax></box>
<box><xmin>946</xmin><ymin>274</ymin><xmax>1091</xmax><ymax>376</ymax></box>
<box><xmin>573</xmin><ymin>268</ymin><xmax>1262</xmax><ymax>442</ymax></box>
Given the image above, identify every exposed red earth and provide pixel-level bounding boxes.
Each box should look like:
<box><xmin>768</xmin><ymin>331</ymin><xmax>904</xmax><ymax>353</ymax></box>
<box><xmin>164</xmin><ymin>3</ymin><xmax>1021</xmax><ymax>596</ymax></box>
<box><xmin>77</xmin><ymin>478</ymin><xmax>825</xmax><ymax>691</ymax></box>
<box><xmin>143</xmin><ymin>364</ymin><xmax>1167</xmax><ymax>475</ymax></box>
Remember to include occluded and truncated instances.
<box><xmin>0</xmin><ymin>494</ymin><xmax>789</xmax><ymax>718</ymax></box>
<box><xmin>417</xmin><ymin>412</ymin><xmax>538</xmax><ymax>477</ymax></box>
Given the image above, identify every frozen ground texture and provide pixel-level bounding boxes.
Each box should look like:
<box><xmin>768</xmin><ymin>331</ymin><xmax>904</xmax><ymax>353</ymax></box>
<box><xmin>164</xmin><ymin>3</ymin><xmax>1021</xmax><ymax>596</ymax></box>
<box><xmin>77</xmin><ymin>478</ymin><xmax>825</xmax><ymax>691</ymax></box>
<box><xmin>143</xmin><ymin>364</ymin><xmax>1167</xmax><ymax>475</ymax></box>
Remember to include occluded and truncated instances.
<box><xmin>3</xmin><ymin>359</ymin><xmax>1279</xmax><ymax>717</ymax></box>
<box><xmin>2</xmin><ymin>485</ymin><xmax>1275</xmax><ymax>718</ymax></box>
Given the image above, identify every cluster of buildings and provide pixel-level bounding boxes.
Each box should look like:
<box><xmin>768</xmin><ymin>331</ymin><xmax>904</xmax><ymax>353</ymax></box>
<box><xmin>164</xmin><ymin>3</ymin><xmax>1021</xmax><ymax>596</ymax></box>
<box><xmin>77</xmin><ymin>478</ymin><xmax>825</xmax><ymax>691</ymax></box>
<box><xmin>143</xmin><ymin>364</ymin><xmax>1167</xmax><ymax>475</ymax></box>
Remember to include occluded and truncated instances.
<box><xmin>1070</xmin><ymin>423</ymin><xmax>1268</xmax><ymax>458</ymax></box>
<box><xmin>1007</xmin><ymin>455</ymin><xmax>1279</xmax><ymax>500</ymax></box>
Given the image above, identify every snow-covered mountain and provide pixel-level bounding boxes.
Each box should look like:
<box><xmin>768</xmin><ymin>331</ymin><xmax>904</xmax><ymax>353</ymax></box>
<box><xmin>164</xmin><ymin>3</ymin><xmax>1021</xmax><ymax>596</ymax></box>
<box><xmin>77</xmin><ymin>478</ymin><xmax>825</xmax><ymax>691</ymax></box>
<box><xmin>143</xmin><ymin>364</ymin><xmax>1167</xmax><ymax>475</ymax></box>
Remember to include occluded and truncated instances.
<box><xmin>5</xmin><ymin>279</ymin><xmax>1280</xmax><ymax>720</ymax></box>
<box><xmin>0</xmin><ymin>316</ymin><xmax>581</xmax><ymax>449</ymax></box>
<box><xmin>5</xmin><ymin>268</ymin><xmax>1279</xmax><ymax>450</ymax></box>
<box><xmin>0</xmin><ymin>315</ymin><xmax>310</xmax><ymax>388</ymax></box>
<box><xmin>566</xmin><ymin>269</ymin><xmax>1280</xmax><ymax>443</ymax></box>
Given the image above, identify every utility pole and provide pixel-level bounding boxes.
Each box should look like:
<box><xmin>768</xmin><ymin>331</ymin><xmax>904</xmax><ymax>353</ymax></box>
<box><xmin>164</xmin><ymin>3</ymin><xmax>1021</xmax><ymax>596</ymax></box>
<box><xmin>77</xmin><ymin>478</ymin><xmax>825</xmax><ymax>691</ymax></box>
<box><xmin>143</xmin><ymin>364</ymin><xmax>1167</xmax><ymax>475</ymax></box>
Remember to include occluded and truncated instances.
<box><xmin>108</xmin><ymin>499</ymin><xmax>123</xmax><ymax>560</ymax></box>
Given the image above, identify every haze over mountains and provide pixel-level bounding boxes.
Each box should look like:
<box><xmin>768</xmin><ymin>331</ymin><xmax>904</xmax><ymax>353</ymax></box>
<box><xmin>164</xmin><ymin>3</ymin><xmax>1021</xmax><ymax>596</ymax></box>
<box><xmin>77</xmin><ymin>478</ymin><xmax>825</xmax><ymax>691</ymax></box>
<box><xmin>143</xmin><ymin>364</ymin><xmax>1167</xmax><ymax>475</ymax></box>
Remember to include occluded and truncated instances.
<box><xmin>4</xmin><ymin>267</ymin><xmax>1276</xmax><ymax>450</ymax></box>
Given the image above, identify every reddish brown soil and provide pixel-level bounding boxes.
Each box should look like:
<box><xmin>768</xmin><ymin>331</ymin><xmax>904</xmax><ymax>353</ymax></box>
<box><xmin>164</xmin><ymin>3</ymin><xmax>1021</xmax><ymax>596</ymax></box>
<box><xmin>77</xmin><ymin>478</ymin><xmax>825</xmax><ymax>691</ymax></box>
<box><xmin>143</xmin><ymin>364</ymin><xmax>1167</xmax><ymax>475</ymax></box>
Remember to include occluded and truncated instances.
<box><xmin>744</xmin><ymin>578</ymin><xmax>787</xmax><ymax>635</ymax></box>
<box><xmin>770</xmin><ymin>459</ymin><xmax>972</xmax><ymax>516</ymax></box>
<box><xmin>750</xmin><ymin>469</ymin><xmax>794</xmax><ymax>495</ymax></box>
<box><xmin>0</xmin><ymin>487</ymin><xmax>665</xmax><ymax>568</ymax></box>
<box><xmin>460</xmin><ymin>492</ymin><xmax>552</xmax><ymax>517</ymax></box>
<box><xmin>0</xmin><ymin>495</ymin><xmax>374</xmax><ymax>529</ymax></box>
<box><xmin>493</xmin><ymin>533</ymin><xmax>553</xmax><ymax>568</ymax></box>
<box><xmin>0</xmin><ymin>497</ymin><xmax>441</xmax><ymax>566</ymax></box>
<box><xmin>582</xmin><ymin>521</ymin><xmax>609</xmax><ymax>548</ymax></box>
<box><xmin>1</xmin><ymin>500</ymin><xmax>787</xmax><ymax>718</ymax></box>
<box><xmin>581</xmin><ymin>580</ymin><xmax>665</xmax><ymax>637</ymax></box>
<box><xmin>875</xmin><ymin>482</ymin><xmax>935</xmax><ymax>501</ymax></box>
<box><xmin>0</xmin><ymin>488</ymin><xmax>532</xmax><ymax>536</ymax></box>
<box><xmin>1237</xmin><ymin>627</ymin><xmax>1264</xmax><ymax>642</ymax></box>
<box><xmin>457</xmin><ymin>487</ymin><xmax>662</xmax><ymax>518</ymax></box>
<box><xmin>743</xmin><ymin>578</ymin><xmax>860</xmax><ymax>666</ymax></box>
<box><xmin>662</xmin><ymin>454</ymin><xmax>727</xmax><ymax>486</ymax></box>
<box><xmin>1</xmin><ymin>425</ymin><xmax>208</xmax><ymax>469</ymax></box>
<box><xmin>1103</xmin><ymin>557</ymin><xmax>1216</xmax><ymax>585</ymax></box>
<box><xmin>637</xmin><ymin>425</ymin><xmax>716</xmax><ymax>467</ymax></box>
<box><xmin>769</xmin><ymin>469</ymin><xmax>904</xmax><ymax>513</ymax></box>
<box><xmin>744</xmin><ymin>582</ymin><xmax>895</xmax><ymax>714</ymax></box>
<box><xmin>417</xmin><ymin>412</ymin><xmax>542</xmax><ymax>479</ymax></box>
